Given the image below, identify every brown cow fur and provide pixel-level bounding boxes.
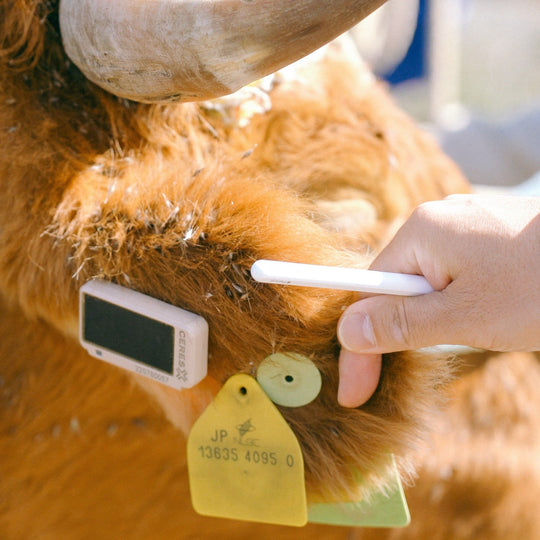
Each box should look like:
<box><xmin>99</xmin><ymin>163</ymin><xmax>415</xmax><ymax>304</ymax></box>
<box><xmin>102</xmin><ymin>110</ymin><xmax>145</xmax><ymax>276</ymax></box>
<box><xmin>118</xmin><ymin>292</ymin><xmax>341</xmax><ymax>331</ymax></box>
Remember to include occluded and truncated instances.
<box><xmin>2</xmin><ymin>2</ymin><xmax>538</xmax><ymax>539</ymax></box>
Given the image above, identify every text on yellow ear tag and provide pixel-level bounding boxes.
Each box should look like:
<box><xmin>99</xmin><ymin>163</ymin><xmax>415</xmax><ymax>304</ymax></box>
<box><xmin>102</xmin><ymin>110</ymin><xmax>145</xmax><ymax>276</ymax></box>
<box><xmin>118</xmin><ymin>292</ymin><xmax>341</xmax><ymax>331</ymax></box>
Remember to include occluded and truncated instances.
<box><xmin>187</xmin><ymin>374</ymin><xmax>307</xmax><ymax>526</ymax></box>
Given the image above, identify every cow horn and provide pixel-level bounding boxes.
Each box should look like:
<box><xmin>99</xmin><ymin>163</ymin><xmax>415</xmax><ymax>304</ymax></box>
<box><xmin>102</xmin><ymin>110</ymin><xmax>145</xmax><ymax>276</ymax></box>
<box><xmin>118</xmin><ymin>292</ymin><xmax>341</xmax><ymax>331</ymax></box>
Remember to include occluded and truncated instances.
<box><xmin>59</xmin><ymin>0</ymin><xmax>388</xmax><ymax>103</ymax></box>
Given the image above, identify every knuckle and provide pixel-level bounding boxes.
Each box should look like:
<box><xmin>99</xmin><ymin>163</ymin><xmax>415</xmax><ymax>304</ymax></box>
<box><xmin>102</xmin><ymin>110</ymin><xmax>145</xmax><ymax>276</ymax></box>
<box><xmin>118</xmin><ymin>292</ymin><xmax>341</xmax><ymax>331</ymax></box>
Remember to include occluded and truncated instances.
<box><xmin>410</xmin><ymin>201</ymin><xmax>440</xmax><ymax>227</ymax></box>
<box><xmin>444</xmin><ymin>193</ymin><xmax>471</xmax><ymax>202</ymax></box>
<box><xmin>411</xmin><ymin>202</ymin><xmax>431</xmax><ymax>222</ymax></box>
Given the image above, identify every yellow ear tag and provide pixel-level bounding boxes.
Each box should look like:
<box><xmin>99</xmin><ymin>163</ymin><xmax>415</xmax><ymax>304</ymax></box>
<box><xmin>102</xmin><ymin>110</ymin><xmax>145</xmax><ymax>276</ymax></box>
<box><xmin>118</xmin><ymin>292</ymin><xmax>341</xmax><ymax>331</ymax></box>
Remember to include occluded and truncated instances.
<box><xmin>187</xmin><ymin>374</ymin><xmax>308</xmax><ymax>526</ymax></box>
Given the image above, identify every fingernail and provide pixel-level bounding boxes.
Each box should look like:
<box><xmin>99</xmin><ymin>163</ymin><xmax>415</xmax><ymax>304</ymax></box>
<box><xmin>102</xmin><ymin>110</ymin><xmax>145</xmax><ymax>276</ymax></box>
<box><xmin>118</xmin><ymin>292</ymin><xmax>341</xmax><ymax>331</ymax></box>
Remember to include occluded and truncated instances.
<box><xmin>338</xmin><ymin>312</ymin><xmax>377</xmax><ymax>352</ymax></box>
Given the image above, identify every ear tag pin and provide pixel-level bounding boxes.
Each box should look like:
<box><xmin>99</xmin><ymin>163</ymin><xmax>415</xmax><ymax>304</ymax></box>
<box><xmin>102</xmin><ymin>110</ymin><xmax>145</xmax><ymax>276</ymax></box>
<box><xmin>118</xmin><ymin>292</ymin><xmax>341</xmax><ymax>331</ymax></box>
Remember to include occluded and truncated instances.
<box><xmin>256</xmin><ymin>352</ymin><xmax>322</xmax><ymax>408</ymax></box>
<box><xmin>187</xmin><ymin>373</ymin><xmax>307</xmax><ymax>526</ymax></box>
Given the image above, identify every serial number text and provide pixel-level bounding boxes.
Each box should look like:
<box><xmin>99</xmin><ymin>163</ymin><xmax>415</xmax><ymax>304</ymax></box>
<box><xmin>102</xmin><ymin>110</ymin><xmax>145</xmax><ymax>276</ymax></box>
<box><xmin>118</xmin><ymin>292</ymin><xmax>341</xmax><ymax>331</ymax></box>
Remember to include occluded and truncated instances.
<box><xmin>197</xmin><ymin>446</ymin><xmax>295</xmax><ymax>467</ymax></box>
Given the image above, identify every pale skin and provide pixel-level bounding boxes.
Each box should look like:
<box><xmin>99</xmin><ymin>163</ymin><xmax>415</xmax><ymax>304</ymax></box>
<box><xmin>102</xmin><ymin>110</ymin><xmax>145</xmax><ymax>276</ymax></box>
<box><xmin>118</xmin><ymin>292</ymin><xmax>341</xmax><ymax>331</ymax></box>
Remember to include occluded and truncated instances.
<box><xmin>337</xmin><ymin>194</ymin><xmax>540</xmax><ymax>408</ymax></box>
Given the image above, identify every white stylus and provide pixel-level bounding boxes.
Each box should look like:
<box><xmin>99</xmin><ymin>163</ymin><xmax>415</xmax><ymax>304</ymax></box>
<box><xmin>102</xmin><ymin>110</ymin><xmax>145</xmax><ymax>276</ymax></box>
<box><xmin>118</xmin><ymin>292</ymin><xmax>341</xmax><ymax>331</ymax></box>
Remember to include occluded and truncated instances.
<box><xmin>251</xmin><ymin>260</ymin><xmax>434</xmax><ymax>296</ymax></box>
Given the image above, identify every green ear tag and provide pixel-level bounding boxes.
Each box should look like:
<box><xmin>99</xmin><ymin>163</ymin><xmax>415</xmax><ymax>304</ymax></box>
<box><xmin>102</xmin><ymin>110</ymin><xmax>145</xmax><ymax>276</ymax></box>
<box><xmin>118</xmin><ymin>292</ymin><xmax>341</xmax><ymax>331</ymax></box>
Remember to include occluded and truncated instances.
<box><xmin>308</xmin><ymin>456</ymin><xmax>410</xmax><ymax>527</ymax></box>
<box><xmin>187</xmin><ymin>374</ymin><xmax>307</xmax><ymax>526</ymax></box>
<box><xmin>256</xmin><ymin>353</ymin><xmax>322</xmax><ymax>407</ymax></box>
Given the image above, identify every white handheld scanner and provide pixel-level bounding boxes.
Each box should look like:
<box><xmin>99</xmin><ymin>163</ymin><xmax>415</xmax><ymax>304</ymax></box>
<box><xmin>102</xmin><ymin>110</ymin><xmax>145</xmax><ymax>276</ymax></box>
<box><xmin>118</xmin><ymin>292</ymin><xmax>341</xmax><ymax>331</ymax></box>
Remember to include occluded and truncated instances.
<box><xmin>251</xmin><ymin>260</ymin><xmax>433</xmax><ymax>296</ymax></box>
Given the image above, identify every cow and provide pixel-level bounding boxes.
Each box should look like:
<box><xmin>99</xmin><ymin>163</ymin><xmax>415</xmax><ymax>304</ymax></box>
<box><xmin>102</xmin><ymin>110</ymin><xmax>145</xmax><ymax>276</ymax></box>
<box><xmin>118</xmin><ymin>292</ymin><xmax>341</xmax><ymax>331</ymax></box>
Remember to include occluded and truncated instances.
<box><xmin>1</xmin><ymin>1</ymin><xmax>538</xmax><ymax>538</ymax></box>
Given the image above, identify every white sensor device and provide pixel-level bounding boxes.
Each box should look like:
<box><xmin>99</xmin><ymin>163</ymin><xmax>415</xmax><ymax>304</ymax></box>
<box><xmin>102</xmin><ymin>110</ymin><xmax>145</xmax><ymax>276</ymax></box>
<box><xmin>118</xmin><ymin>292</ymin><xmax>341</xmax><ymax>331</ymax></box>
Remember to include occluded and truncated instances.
<box><xmin>79</xmin><ymin>280</ymin><xmax>208</xmax><ymax>389</ymax></box>
<box><xmin>251</xmin><ymin>260</ymin><xmax>434</xmax><ymax>296</ymax></box>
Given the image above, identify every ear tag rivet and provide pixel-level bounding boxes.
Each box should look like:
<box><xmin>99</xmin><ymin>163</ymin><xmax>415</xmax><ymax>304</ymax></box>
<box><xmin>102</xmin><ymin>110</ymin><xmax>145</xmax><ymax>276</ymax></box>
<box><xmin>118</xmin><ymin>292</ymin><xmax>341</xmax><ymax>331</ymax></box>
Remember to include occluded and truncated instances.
<box><xmin>256</xmin><ymin>352</ymin><xmax>322</xmax><ymax>407</ymax></box>
<box><xmin>187</xmin><ymin>374</ymin><xmax>307</xmax><ymax>526</ymax></box>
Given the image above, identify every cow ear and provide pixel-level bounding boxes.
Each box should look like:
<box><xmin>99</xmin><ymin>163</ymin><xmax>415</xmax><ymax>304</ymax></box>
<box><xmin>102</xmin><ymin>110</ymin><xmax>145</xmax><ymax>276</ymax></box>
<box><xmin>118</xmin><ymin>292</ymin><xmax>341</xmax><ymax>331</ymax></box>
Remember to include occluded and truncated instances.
<box><xmin>59</xmin><ymin>0</ymin><xmax>388</xmax><ymax>103</ymax></box>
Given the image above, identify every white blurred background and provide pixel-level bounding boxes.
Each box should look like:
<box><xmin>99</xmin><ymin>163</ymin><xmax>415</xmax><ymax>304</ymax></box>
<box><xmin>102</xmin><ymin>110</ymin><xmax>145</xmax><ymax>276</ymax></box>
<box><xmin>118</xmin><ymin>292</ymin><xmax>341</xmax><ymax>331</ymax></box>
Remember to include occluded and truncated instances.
<box><xmin>352</xmin><ymin>0</ymin><xmax>540</xmax><ymax>191</ymax></box>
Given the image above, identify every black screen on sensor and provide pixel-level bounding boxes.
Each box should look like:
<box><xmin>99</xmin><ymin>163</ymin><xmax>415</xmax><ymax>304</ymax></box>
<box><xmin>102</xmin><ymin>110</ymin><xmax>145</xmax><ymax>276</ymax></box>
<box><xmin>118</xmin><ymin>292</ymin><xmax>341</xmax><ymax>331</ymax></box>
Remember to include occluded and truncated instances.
<box><xmin>83</xmin><ymin>294</ymin><xmax>174</xmax><ymax>374</ymax></box>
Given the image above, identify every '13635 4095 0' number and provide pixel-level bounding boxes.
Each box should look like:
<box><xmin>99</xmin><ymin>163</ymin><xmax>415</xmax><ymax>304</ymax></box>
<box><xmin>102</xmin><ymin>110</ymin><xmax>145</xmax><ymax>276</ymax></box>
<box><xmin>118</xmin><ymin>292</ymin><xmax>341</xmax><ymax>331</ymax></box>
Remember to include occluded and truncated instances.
<box><xmin>197</xmin><ymin>446</ymin><xmax>296</xmax><ymax>467</ymax></box>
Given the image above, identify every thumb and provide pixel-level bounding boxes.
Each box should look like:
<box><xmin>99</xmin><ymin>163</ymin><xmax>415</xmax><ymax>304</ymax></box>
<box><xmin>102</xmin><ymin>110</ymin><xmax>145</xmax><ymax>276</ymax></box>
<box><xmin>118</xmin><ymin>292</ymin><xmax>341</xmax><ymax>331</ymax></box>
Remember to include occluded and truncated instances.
<box><xmin>337</xmin><ymin>291</ymin><xmax>451</xmax><ymax>353</ymax></box>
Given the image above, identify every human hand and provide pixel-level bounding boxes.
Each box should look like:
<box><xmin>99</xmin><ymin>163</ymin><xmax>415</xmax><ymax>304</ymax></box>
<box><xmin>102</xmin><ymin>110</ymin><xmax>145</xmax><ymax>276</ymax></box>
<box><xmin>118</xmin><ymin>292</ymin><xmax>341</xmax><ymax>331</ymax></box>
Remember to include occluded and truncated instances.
<box><xmin>337</xmin><ymin>194</ymin><xmax>540</xmax><ymax>407</ymax></box>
